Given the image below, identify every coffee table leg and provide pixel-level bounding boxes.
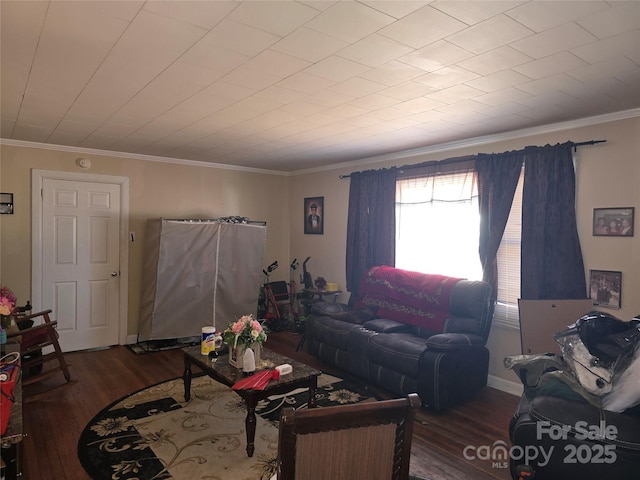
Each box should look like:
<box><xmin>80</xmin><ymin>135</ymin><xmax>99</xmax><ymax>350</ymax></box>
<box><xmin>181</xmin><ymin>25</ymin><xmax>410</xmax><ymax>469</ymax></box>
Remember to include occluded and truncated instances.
<box><xmin>245</xmin><ymin>394</ymin><xmax>257</xmax><ymax>457</ymax></box>
<box><xmin>308</xmin><ymin>375</ymin><xmax>318</xmax><ymax>408</ymax></box>
<box><xmin>183</xmin><ymin>354</ymin><xmax>192</xmax><ymax>402</ymax></box>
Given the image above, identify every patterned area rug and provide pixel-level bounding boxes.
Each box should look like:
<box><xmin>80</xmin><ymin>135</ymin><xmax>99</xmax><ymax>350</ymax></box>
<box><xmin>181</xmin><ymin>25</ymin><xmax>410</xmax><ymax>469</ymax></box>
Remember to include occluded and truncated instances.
<box><xmin>78</xmin><ymin>373</ymin><xmax>378</xmax><ymax>480</ymax></box>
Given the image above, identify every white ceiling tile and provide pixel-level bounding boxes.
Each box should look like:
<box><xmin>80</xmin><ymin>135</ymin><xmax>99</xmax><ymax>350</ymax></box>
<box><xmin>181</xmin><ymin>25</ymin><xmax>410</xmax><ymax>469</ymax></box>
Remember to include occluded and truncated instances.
<box><xmin>366</xmin><ymin>106</ymin><xmax>408</xmax><ymax>121</ymax></box>
<box><xmin>64</xmin><ymin>9</ymin><xmax>207</xmax><ymax>122</ymax></box>
<box><xmin>426</xmin><ymin>84</ymin><xmax>485</xmax><ymax>103</ymax></box>
<box><xmin>399</xmin><ymin>40</ymin><xmax>474</xmax><ymax>72</ymax></box>
<box><xmin>577</xmin><ymin>2</ymin><xmax>640</xmax><ymax>39</ymax></box>
<box><xmin>322</xmin><ymin>104</ymin><xmax>371</xmax><ymax>120</ymax></box>
<box><xmin>515</xmin><ymin>73</ymin><xmax>585</xmax><ymax>96</ymax></box>
<box><xmin>253</xmin><ymin>86</ymin><xmax>307</xmax><ymax>106</ymax></box>
<box><xmin>360</xmin><ymin>1</ymin><xmax>430</xmax><ymax>19</ymax></box>
<box><xmin>506</xmin><ymin>1</ymin><xmax>609</xmax><ymax>33</ymax></box>
<box><xmin>456</xmin><ymin>46</ymin><xmax>532</xmax><ymax>76</ymax></box>
<box><xmin>304</xmin><ymin>90</ymin><xmax>356</xmax><ymax>108</ymax></box>
<box><xmin>348</xmin><ymin>93</ymin><xmax>400</xmax><ymax>110</ymax></box>
<box><xmin>511</xmin><ymin>22</ymin><xmax>597</xmax><ymax>60</ymax></box>
<box><xmin>305</xmin><ymin>1</ymin><xmax>395</xmax><ymax>43</ymax></box>
<box><xmin>447</xmin><ymin>14</ymin><xmax>534</xmax><ymax>54</ymax></box>
<box><xmin>473</xmin><ymin>87</ymin><xmax>532</xmax><ymax>106</ymax></box>
<box><xmin>338</xmin><ymin>34</ymin><xmax>414</xmax><ymax>67</ymax></box>
<box><xmin>414</xmin><ymin>66</ymin><xmax>480</xmax><ymax>90</ymax></box>
<box><xmin>221</xmin><ymin>50</ymin><xmax>311</xmax><ymax>89</ymax></box>
<box><xmin>271</xmin><ymin>28</ymin><xmax>348</xmax><ymax>62</ymax></box>
<box><xmin>143</xmin><ymin>0</ymin><xmax>236</xmax><ymax>30</ymax></box>
<box><xmin>513</xmin><ymin>52</ymin><xmax>588</xmax><ymax>80</ymax></box>
<box><xmin>571</xmin><ymin>30</ymin><xmax>640</xmax><ymax>65</ymax></box>
<box><xmin>465</xmin><ymin>69</ymin><xmax>530</xmax><ymax>93</ymax></box>
<box><xmin>179</xmin><ymin>45</ymin><xmax>249</xmax><ymax>76</ymax></box>
<box><xmin>378</xmin><ymin>5</ymin><xmax>466</xmax><ymax>49</ymax></box>
<box><xmin>358</xmin><ymin>60</ymin><xmax>426</xmax><ymax>86</ymax></box>
<box><xmin>279</xmin><ymin>100</ymin><xmax>327</xmax><ymax>116</ymax></box>
<box><xmin>327</xmin><ymin>77</ymin><xmax>386</xmax><ymax>98</ymax></box>
<box><xmin>380</xmin><ymin>81</ymin><xmax>437</xmax><ymax>101</ymax></box>
<box><xmin>109</xmin><ymin>61</ymin><xmax>223</xmax><ymax>126</ymax></box>
<box><xmin>567</xmin><ymin>57</ymin><xmax>640</xmax><ymax>88</ymax></box>
<box><xmin>478</xmin><ymin>101</ymin><xmax>533</xmax><ymax>117</ymax></box>
<box><xmin>2</xmin><ymin>1</ymin><xmax>639</xmax><ymax>171</ymax></box>
<box><xmin>432</xmin><ymin>0</ymin><xmax>523</xmax><ymax>26</ymax></box>
<box><xmin>227</xmin><ymin>1</ymin><xmax>319</xmax><ymax>37</ymax></box>
<box><xmin>303</xmin><ymin>56</ymin><xmax>371</xmax><ymax>82</ymax></box>
<box><xmin>276</xmin><ymin>72</ymin><xmax>337</xmax><ymax>94</ymax></box>
<box><xmin>202</xmin><ymin>19</ymin><xmax>281</xmax><ymax>57</ymax></box>
<box><xmin>396</xmin><ymin>97</ymin><xmax>446</xmax><ymax>115</ymax></box>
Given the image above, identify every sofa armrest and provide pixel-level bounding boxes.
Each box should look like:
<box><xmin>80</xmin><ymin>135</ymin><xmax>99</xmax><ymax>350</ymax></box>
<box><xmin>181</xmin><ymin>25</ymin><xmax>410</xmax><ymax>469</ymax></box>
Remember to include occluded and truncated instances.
<box><xmin>425</xmin><ymin>333</ymin><xmax>485</xmax><ymax>351</ymax></box>
<box><xmin>528</xmin><ymin>396</ymin><xmax>640</xmax><ymax>450</ymax></box>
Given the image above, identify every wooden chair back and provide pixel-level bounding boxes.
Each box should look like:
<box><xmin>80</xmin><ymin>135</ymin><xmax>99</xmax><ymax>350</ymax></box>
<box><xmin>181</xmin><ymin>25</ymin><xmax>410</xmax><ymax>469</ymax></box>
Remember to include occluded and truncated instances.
<box><xmin>276</xmin><ymin>393</ymin><xmax>420</xmax><ymax>480</ymax></box>
<box><xmin>7</xmin><ymin>309</ymin><xmax>72</xmax><ymax>400</ymax></box>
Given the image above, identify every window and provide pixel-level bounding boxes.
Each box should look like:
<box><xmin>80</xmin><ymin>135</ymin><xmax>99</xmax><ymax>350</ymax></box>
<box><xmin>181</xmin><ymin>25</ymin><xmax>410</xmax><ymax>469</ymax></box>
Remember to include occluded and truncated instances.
<box><xmin>395</xmin><ymin>165</ymin><xmax>524</xmax><ymax>328</ymax></box>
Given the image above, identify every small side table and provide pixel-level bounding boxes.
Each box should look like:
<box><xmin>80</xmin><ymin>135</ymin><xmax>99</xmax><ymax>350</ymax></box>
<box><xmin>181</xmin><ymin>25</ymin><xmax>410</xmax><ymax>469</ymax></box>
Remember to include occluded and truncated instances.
<box><xmin>303</xmin><ymin>288</ymin><xmax>342</xmax><ymax>302</ymax></box>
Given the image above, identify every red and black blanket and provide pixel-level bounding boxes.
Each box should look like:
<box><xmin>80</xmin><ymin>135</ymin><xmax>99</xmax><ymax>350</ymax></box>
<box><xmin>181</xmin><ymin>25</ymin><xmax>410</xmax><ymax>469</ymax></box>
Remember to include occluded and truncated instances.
<box><xmin>354</xmin><ymin>265</ymin><xmax>462</xmax><ymax>333</ymax></box>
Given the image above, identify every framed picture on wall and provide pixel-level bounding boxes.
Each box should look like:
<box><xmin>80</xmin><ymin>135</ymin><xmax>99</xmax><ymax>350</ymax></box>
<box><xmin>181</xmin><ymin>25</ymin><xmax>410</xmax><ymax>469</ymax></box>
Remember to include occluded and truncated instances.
<box><xmin>304</xmin><ymin>196</ymin><xmax>324</xmax><ymax>235</ymax></box>
<box><xmin>589</xmin><ymin>269</ymin><xmax>622</xmax><ymax>309</ymax></box>
<box><xmin>592</xmin><ymin>207</ymin><xmax>634</xmax><ymax>236</ymax></box>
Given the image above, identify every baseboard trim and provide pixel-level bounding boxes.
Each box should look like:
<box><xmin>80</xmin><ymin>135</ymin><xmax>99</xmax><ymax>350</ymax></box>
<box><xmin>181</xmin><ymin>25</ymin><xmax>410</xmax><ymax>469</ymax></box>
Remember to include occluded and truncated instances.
<box><xmin>126</xmin><ymin>334</ymin><xmax>138</xmax><ymax>345</ymax></box>
<box><xmin>488</xmin><ymin>374</ymin><xmax>523</xmax><ymax>397</ymax></box>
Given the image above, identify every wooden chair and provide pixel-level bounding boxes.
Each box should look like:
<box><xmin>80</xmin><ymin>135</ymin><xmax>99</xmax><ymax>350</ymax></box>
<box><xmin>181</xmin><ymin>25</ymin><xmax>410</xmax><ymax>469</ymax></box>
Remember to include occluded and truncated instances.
<box><xmin>7</xmin><ymin>309</ymin><xmax>72</xmax><ymax>401</ymax></box>
<box><xmin>275</xmin><ymin>393</ymin><xmax>421</xmax><ymax>480</ymax></box>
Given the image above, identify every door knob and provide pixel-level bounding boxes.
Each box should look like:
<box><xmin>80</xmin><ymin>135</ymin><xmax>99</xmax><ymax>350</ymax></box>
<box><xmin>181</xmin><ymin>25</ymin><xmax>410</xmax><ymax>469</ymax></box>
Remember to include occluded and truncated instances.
<box><xmin>111</xmin><ymin>271</ymin><xmax>118</xmax><ymax>277</ymax></box>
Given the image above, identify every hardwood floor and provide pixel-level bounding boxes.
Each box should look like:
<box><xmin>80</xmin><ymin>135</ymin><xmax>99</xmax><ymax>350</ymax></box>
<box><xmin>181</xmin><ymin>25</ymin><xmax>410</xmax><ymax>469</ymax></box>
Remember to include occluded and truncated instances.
<box><xmin>19</xmin><ymin>331</ymin><xmax>519</xmax><ymax>479</ymax></box>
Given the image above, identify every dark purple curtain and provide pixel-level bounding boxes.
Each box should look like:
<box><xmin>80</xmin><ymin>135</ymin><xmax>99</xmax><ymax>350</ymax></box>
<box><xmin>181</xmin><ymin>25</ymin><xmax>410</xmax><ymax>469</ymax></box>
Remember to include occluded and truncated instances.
<box><xmin>521</xmin><ymin>143</ymin><xmax>587</xmax><ymax>299</ymax></box>
<box><xmin>476</xmin><ymin>151</ymin><xmax>524</xmax><ymax>300</ymax></box>
<box><xmin>345</xmin><ymin>167</ymin><xmax>397</xmax><ymax>293</ymax></box>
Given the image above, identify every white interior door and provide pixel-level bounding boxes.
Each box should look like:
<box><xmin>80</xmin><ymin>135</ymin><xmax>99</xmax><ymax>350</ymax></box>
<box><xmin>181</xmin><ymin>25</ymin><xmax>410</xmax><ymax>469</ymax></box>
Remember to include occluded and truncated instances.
<box><xmin>39</xmin><ymin>177</ymin><xmax>122</xmax><ymax>351</ymax></box>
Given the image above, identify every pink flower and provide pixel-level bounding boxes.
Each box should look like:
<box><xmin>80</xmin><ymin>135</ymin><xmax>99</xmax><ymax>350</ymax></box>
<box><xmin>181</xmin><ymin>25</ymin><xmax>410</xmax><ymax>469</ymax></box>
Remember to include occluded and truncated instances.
<box><xmin>250</xmin><ymin>320</ymin><xmax>262</xmax><ymax>332</ymax></box>
<box><xmin>231</xmin><ymin>320</ymin><xmax>245</xmax><ymax>334</ymax></box>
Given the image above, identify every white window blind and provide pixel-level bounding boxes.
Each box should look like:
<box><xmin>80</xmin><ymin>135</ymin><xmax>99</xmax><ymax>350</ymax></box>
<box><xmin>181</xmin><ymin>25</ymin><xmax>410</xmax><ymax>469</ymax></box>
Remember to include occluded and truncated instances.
<box><xmin>494</xmin><ymin>166</ymin><xmax>524</xmax><ymax>327</ymax></box>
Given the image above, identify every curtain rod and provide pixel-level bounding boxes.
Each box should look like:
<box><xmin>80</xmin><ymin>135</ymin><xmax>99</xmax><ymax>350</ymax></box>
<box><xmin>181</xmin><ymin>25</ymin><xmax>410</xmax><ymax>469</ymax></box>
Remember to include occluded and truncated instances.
<box><xmin>339</xmin><ymin>139</ymin><xmax>606</xmax><ymax>179</ymax></box>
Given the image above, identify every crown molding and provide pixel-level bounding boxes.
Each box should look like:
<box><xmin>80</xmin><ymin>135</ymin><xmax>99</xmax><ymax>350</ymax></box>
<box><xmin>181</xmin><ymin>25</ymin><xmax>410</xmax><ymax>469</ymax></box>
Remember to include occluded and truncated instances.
<box><xmin>2</xmin><ymin>108</ymin><xmax>638</xmax><ymax>177</ymax></box>
<box><xmin>0</xmin><ymin>138</ymin><xmax>289</xmax><ymax>176</ymax></box>
<box><xmin>291</xmin><ymin>108</ymin><xmax>640</xmax><ymax>176</ymax></box>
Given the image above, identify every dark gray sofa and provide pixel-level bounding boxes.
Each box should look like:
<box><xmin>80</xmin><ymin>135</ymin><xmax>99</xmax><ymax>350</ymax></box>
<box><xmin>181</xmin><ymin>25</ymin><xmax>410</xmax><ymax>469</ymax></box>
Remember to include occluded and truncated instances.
<box><xmin>305</xmin><ymin>266</ymin><xmax>494</xmax><ymax>410</ymax></box>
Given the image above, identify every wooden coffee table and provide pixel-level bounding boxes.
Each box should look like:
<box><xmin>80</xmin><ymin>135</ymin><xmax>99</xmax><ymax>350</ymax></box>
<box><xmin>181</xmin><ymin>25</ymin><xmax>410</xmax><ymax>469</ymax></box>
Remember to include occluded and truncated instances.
<box><xmin>182</xmin><ymin>345</ymin><xmax>321</xmax><ymax>457</ymax></box>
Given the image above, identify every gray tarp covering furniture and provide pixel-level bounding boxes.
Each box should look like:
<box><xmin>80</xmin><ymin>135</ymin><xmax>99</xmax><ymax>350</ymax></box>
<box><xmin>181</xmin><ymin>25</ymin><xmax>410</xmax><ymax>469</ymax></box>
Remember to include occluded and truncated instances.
<box><xmin>138</xmin><ymin>219</ymin><xmax>266</xmax><ymax>341</ymax></box>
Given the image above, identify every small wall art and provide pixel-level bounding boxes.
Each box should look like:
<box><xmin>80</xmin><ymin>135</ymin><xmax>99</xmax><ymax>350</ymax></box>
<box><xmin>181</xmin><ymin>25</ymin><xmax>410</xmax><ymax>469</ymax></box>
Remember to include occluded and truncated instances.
<box><xmin>304</xmin><ymin>196</ymin><xmax>324</xmax><ymax>235</ymax></box>
<box><xmin>589</xmin><ymin>269</ymin><xmax>622</xmax><ymax>309</ymax></box>
<box><xmin>592</xmin><ymin>207</ymin><xmax>634</xmax><ymax>236</ymax></box>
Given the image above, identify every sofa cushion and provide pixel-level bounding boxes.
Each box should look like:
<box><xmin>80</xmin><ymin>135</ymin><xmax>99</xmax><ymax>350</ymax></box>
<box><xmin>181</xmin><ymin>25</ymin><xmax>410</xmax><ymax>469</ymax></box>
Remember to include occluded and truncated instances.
<box><xmin>311</xmin><ymin>302</ymin><xmax>376</xmax><ymax>325</ymax></box>
<box><xmin>425</xmin><ymin>333</ymin><xmax>484</xmax><ymax>351</ymax></box>
<box><xmin>367</xmin><ymin>333</ymin><xmax>428</xmax><ymax>378</ymax></box>
<box><xmin>307</xmin><ymin>316</ymin><xmax>361</xmax><ymax>351</ymax></box>
<box><xmin>354</xmin><ymin>265</ymin><xmax>461</xmax><ymax>333</ymax></box>
<box><xmin>364</xmin><ymin>318</ymin><xmax>412</xmax><ymax>334</ymax></box>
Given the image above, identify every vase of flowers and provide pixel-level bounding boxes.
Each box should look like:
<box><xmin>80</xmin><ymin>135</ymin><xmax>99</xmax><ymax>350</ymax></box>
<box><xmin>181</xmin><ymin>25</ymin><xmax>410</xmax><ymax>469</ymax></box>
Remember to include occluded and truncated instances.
<box><xmin>222</xmin><ymin>314</ymin><xmax>267</xmax><ymax>369</ymax></box>
<box><xmin>1</xmin><ymin>286</ymin><xmax>17</xmax><ymax>325</ymax></box>
<box><xmin>1</xmin><ymin>286</ymin><xmax>17</xmax><ymax>343</ymax></box>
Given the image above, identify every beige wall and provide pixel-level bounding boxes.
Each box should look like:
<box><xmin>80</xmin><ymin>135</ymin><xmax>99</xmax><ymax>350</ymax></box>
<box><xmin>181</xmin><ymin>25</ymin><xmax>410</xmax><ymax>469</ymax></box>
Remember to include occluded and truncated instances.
<box><xmin>0</xmin><ymin>145</ymin><xmax>290</xmax><ymax>337</ymax></box>
<box><xmin>1</xmin><ymin>115</ymin><xmax>639</xmax><ymax>389</ymax></box>
<box><xmin>289</xmin><ymin>116</ymin><xmax>640</xmax><ymax>387</ymax></box>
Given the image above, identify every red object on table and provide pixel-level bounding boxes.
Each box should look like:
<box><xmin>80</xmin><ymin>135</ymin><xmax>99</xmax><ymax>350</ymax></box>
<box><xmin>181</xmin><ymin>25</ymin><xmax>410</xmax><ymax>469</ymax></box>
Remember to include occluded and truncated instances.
<box><xmin>232</xmin><ymin>369</ymin><xmax>278</xmax><ymax>391</ymax></box>
<box><xmin>1</xmin><ymin>363</ymin><xmax>20</xmax><ymax>434</ymax></box>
